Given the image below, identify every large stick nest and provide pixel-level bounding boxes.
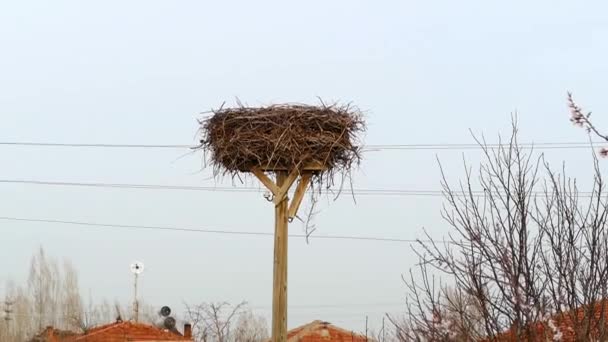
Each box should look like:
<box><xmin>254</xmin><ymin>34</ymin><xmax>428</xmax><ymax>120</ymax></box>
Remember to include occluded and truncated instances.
<box><xmin>198</xmin><ymin>102</ymin><xmax>365</xmax><ymax>184</ymax></box>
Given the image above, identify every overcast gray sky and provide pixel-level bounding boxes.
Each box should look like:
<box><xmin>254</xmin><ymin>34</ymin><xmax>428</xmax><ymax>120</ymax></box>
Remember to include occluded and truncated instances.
<box><xmin>1</xmin><ymin>0</ymin><xmax>608</xmax><ymax>333</ymax></box>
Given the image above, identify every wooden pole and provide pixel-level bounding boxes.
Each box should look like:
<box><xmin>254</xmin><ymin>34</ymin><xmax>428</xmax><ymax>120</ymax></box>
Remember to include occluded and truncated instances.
<box><xmin>272</xmin><ymin>171</ymin><xmax>289</xmax><ymax>342</ymax></box>
<box><xmin>252</xmin><ymin>168</ymin><xmax>313</xmax><ymax>342</ymax></box>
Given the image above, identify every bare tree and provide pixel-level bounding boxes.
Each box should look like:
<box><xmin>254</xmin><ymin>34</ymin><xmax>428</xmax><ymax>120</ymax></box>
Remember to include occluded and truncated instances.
<box><xmin>534</xmin><ymin>157</ymin><xmax>608</xmax><ymax>340</ymax></box>
<box><xmin>26</xmin><ymin>248</ymin><xmax>87</xmax><ymax>333</ymax></box>
<box><xmin>71</xmin><ymin>294</ymin><xmax>116</xmax><ymax>333</ymax></box>
<box><xmin>28</xmin><ymin>247</ymin><xmax>59</xmax><ymax>331</ymax></box>
<box><xmin>5</xmin><ymin>247</ymin><xmax>177</xmax><ymax>341</ymax></box>
<box><xmin>184</xmin><ymin>301</ymin><xmax>266</xmax><ymax>342</ymax></box>
<box><xmin>233</xmin><ymin>310</ymin><xmax>269</xmax><ymax>342</ymax></box>
<box><xmin>371</xmin><ymin>317</ymin><xmax>402</xmax><ymax>342</ymax></box>
<box><xmin>392</xmin><ymin>121</ymin><xmax>608</xmax><ymax>341</ymax></box>
<box><xmin>2</xmin><ymin>281</ymin><xmax>33</xmax><ymax>342</ymax></box>
<box><xmin>61</xmin><ymin>260</ymin><xmax>83</xmax><ymax>331</ymax></box>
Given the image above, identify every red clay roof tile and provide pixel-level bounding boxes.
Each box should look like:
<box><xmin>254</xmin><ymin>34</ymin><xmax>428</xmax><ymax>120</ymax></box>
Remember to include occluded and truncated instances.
<box><xmin>492</xmin><ymin>300</ymin><xmax>608</xmax><ymax>342</ymax></box>
<box><xmin>75</xmin><ymin>321</ymin><xmax>191</xmax><ymax>341</ymax></box>
<box><xmin>283</xmin><ymin>320</ymin><xmax>371</xmax><ymax>342</ymax></box>
<box><xmin>32</xmin><ymin>321</ymin><xmax>191</xmax><ymax>342</ymax></box>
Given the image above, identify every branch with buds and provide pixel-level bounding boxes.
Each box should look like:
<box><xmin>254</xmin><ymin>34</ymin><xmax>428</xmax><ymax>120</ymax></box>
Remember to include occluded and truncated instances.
<box><xmin>567</xmin><ymin>92</ymin><xmax>608</xmax><ymax>157</ymax></box>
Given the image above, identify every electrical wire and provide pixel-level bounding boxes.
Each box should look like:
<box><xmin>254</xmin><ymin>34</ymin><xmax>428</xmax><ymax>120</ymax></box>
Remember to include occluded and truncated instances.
<box><xmin>0</xmin><ymin>178</ymin><xmax>599</xmax><ymax>198</ymax></box>
<box><xmin>0</xmin><ymin>141</ymin><xmax>605</xmax><ymax>150</ymax></box>
<box><xmin>0</xmin><ymin>216</ymin><xmax>437</xmax><ymax>244</ymax></box>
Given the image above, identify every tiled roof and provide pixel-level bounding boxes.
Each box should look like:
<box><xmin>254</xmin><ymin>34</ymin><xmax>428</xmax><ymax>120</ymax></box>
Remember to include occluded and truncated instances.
<box><xmin>493</xmin><ymin>300</ymin><xmax>608</xmax><ymax>341</ymax></box>
<box><xmin>282</xmin><ymin>320</ymin><xmax>372</xmax><ymax>342</ymax></box>
<box><xmin>75</xmin><ymin>321</ymin><xmax>191</xmax><ymax>341</ymax></box>
<box><xmin>29</xmin><ymin>327</ymin><xmax>80</xmax><ymax>342</ymax></box>
<box><xmin>32</xmin><ymin>321</ymin><xmax>192</xmax><ymax>342</ymax></box>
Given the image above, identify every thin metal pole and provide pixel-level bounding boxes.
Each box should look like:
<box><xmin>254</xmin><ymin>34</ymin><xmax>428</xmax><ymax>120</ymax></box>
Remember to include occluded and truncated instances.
<box><xmin>133</xmin><ymin>273</ymin><xmax>139</xmax><ymax>322</ymax></box>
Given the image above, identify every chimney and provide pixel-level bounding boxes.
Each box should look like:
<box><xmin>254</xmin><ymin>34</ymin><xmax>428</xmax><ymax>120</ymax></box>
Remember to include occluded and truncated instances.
<box><xmin>184</xmin><ymin>323</ymin><xmax>192</xmax><ymax>339</ymax></box>
<box><xmin>45</xmin><ymin>326</ymin><xmax>54</xmax><ymax>339</ymax></box>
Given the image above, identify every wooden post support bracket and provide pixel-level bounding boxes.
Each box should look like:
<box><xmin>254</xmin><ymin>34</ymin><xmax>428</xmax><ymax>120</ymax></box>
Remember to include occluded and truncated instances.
<box><xmin>252</xmin><ymin>167</ymin><xmax>311</xmax><ymax>210</ymax></box>
<box><xmin>251</xmin><ymin>167</ymin><xmax>315</xmax><ymax>342</ymax></box>
<box><xmin>288</xmin><ymin>173</ymin><xmax>312</xmax><ymax>220</ymax></box>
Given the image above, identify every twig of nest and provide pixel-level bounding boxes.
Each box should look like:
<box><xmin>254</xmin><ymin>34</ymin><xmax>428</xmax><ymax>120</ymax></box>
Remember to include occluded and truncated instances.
<box><xmin>197</xmin><ymin>102</ymin><xmax>365</xmax><ymax>190</ymax></box>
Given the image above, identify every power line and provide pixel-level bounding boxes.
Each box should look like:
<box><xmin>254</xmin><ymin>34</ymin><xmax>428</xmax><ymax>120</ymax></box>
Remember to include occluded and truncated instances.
<box><xmin>0</xmin><ymin>178</ymin><xmax>600</xmax><ymax>198</ymax></box>
<box><xmin>0</xmin><ymin>179</ymin><xmax>443</xmax><ymax>196</ymax></box>
<box><xmin>0</xmin><ymin>141</ymin><xmax>605</xmax><ymax>150</ymax></box>
<box><xmin>365</xmin><ymin>142</ymin><xmax>606</xmax><ymax>151</ymax></box>
<box><xmin>0</xmin><ymin>142</ymin><xmax>192</xmax><ymax>149</ymax></box>
<box><xmin>0</xmin><ymin>216</ymin><xmax>431</xmax><ymax>244</ymax></box>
